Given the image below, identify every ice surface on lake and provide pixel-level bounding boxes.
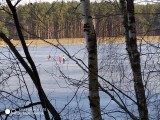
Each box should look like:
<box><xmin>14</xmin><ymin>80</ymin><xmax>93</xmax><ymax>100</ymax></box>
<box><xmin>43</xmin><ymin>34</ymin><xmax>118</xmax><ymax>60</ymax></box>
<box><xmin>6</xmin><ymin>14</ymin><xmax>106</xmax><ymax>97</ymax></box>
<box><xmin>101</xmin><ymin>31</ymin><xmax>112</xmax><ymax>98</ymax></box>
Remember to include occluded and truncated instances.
<box><xmin>0</xmin><ymin>43</ymin><xmax>160</xmax><ymax>120</ymax></box>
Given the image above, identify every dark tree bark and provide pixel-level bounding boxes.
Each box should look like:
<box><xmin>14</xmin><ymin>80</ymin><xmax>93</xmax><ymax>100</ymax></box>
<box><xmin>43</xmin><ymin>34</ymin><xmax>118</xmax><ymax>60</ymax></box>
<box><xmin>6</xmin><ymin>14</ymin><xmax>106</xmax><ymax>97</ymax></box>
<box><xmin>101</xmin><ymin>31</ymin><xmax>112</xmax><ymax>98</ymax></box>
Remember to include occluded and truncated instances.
<box><xmin>0</xmin><ymin>1</ymin><xmax>61</xmax><ymax>120</ymax></box>
<box><xmin>120</xmin><ymin>0</ymin><xmax>149</xmax><ymax>120</ymax></box>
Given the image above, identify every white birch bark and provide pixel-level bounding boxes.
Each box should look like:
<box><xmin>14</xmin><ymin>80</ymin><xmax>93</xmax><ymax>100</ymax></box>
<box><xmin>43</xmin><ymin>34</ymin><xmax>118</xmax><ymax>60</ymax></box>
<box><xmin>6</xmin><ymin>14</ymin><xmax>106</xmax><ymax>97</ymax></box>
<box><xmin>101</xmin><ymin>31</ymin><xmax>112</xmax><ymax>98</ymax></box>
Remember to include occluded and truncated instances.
<box><xmin>80</xmin><ymin>0</ymin><xmax>102</xmax><ymax>120</ymax></box>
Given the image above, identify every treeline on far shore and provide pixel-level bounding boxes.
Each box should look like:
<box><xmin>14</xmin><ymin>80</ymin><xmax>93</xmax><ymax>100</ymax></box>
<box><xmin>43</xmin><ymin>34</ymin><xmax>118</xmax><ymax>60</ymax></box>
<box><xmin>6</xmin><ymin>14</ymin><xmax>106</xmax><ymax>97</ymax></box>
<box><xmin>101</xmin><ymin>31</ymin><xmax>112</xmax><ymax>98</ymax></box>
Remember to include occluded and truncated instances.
<box><xmin>0</xmin><ymin>1</ymin><xmax>160</xmax><ymax>40</ymax></box>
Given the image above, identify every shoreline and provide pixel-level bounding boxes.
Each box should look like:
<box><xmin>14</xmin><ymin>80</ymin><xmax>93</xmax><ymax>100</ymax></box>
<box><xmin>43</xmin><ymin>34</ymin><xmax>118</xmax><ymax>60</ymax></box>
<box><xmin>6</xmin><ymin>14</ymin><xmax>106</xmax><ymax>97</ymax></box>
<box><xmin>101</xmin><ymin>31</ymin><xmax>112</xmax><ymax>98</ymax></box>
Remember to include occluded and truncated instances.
<box><xmin>0</xmin><ymin>36</ymin><xmax>160</xmax><ymax>46</ymax></box>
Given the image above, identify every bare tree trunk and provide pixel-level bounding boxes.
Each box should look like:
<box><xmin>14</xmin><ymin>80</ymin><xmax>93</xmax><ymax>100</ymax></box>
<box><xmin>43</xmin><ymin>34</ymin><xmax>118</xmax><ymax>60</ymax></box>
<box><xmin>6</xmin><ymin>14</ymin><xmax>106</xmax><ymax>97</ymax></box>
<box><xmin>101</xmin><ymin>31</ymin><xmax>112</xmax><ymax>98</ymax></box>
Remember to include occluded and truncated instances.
<box><xmin>120</xmin><ymin>0</ymin><xmax>149</xmax><ymax>120</ymax></box>
<box><xmin>3</xmin><ymin>1</ymin><xmax>61</xmax><ymax>120</ymax></box>
<box><xmin>80</xmin><ymin>0</ymin><xmax>102</xmax><ymax>120</ymax></box>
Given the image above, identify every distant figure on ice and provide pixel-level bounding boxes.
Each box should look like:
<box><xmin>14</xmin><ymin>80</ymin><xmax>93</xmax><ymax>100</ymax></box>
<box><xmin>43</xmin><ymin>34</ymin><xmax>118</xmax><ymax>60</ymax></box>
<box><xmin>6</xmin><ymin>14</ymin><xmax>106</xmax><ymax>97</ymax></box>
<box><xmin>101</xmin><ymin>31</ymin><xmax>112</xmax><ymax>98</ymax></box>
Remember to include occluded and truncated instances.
<box><xmin>48</xmin><ymin>54</ymin><xmax>51</xmax><ymax>60</ymax></box>
<box><xmin>58</xmin><ymin>56</ymin><xmax>62</xmax><ymax>63</ymax></box>
<box><xmin>62</xmin><ymin>55</ymin><xmax>65</xmax><ymax>64</ymax></box>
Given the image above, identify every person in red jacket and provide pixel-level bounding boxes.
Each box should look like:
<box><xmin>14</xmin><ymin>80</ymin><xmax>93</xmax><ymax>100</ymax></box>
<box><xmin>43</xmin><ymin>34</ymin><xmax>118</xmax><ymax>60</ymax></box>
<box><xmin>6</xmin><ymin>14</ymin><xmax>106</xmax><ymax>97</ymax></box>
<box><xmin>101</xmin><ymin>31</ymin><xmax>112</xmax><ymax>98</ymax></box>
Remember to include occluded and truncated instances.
<box><xmin>58</xmin><ymin>56</ymin><xmax>62</xmax><ymax>63</ymax></box>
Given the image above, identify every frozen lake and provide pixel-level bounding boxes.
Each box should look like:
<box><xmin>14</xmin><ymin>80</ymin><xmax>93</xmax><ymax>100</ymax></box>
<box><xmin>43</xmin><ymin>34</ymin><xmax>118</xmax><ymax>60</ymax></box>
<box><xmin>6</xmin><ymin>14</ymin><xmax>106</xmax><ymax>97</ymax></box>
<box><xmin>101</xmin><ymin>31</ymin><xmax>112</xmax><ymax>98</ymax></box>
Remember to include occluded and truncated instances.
<box><xmin>0</xmin><ymin>43</ymin><xmax>160</xmax><ymax>120</ymax></box>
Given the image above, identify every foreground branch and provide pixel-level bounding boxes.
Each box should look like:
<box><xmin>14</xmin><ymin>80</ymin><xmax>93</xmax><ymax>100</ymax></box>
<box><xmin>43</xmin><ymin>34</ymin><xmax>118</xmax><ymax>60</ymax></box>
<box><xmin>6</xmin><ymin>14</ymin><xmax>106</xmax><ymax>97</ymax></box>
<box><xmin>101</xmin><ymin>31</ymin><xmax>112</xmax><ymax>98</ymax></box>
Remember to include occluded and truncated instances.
<box><xmin>0</xmin><ymin>102</ymin><xmax>41</xmax><ymax>115</ymax></box>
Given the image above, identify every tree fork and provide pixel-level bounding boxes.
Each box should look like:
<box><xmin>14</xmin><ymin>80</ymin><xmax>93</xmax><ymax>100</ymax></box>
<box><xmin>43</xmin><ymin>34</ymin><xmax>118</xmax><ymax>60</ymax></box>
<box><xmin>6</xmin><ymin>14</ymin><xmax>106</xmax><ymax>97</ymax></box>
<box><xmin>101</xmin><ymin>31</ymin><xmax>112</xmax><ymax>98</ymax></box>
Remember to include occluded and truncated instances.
<box><xmin>4</xmin><ymin>0</ymin><xmax>61</xmax><ymax>119</ymax></box>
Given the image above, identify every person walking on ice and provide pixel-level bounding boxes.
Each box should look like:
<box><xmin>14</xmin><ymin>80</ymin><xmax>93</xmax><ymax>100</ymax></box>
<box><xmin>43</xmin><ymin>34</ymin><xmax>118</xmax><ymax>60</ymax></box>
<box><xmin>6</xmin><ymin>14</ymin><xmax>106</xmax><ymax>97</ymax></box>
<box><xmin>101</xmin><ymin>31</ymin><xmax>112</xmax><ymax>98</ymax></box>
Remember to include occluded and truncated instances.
<box><xmin>58</xmin><ymin>56</ymin><xmax>62</xmax><ymax>64</ymax></box>
<box><xmin>62</xmin><ymin>55</ymin><xmax>65</xmax><ymax>64</ymax></box>
<box><xmin>48</xmin><ymin>54</ymin><xmax>51</xmax><ymax>60</ymax></box>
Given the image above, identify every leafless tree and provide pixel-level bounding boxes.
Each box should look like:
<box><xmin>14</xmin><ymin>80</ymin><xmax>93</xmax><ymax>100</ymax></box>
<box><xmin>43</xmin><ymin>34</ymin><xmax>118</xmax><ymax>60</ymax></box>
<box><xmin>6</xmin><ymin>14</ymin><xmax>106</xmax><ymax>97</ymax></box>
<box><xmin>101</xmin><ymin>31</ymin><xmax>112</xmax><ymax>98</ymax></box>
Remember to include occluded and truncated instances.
<box><xmin>1</xmin><ymin>0</ymin><xmax>160</xmax><ymax>120</ymax></box>
<box><xmin>0</xmin><ymin>0</ymin><xmax>61</xmax><ymax>120</ymax></box>
<box><xmin>120</xmin><ymin>0</ymin><xmax>149</xmax><ymax>119</ymax></box>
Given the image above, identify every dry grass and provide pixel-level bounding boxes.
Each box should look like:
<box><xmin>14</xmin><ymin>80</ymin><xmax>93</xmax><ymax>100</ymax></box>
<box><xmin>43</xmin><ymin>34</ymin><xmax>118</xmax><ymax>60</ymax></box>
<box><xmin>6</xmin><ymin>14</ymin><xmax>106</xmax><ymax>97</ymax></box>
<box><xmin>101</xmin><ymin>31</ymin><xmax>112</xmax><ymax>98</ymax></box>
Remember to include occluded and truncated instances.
<box><xmin>0</xmin><ymin>38</ymin><xmax>84</xmax><ymax>46</ymax></box>
<box><xmin>0</xmin><ymin>36</ymin><xmax>160</xmax><ymax>46</ymax></box>
<box><xmin>137</xmin><ymin>36</ymin><xmax>160</xmax><ymax>42</ymax></box>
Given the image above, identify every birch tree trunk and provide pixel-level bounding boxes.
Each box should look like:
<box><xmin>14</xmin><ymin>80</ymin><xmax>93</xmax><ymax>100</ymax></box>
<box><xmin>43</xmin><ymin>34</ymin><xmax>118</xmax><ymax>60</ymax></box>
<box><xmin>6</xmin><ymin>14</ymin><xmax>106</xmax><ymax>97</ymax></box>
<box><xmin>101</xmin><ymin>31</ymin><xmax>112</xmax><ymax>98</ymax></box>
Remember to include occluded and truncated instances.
<box><xmin>120</xmin><ymin>0</ymin><xmax>149</xmax><ymax>120</ymax></box>
<box><xmin>80</xmin><ymin>0</ymin><xmax>102</xmax><ymax>120</ymax></box>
